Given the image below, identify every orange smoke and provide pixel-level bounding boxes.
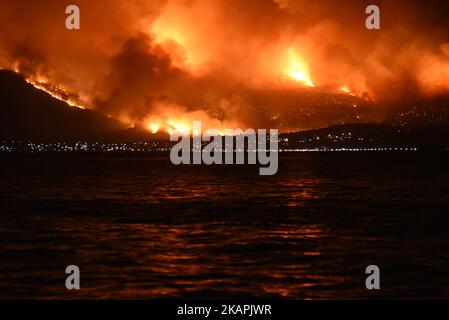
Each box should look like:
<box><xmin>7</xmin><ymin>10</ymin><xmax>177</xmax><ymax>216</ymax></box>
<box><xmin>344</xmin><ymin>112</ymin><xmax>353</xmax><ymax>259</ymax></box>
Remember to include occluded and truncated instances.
<box><xmin>1</xmin><ymin>0</ymin><xmax>449</xmax><ymax>131</ymax></box>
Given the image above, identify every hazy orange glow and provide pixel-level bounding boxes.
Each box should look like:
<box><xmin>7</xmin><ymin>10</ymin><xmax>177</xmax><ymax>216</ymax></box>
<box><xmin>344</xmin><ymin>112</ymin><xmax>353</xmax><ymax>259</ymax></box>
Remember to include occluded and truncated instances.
<box><xmin>147</xmin><ymin>0</ymin><xmax>216</xmax><ymax>75</ymax></box>
<box><xmin>151</xmin><ymin>18</ymin><xmax>196</xmax><ymax>70</ymax></box>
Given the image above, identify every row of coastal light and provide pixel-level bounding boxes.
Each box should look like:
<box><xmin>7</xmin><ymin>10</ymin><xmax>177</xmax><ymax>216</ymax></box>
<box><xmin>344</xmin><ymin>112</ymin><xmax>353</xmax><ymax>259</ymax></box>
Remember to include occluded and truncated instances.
<box><xmin>0</xmin><ymin>141</ymin><xmax>419</xmax><ymax>153</ymax></box>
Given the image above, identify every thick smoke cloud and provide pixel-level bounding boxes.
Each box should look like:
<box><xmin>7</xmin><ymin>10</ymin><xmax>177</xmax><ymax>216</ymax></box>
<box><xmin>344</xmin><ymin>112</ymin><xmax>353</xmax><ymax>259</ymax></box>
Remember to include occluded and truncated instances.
<box><xmin>1</xmin><ymin>0</ymin><xmax>449</xmax><ymax>131</ymax></box>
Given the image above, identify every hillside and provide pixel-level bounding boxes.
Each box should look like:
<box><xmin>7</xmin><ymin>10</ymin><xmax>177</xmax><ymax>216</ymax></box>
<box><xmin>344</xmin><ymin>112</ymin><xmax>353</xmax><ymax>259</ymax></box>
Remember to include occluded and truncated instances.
<box><xmin>0</xmin><ymin>70</ymin><xmax>125</xmax><ymax>141</ymax></box>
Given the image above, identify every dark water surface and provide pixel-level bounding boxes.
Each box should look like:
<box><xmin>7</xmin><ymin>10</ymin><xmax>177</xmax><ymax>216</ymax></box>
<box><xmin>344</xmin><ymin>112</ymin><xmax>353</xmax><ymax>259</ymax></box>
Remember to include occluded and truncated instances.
<box><xmin>0</xmin><ymin>152</ymin><xmax>449</xmax><ymax>299</ymax></box>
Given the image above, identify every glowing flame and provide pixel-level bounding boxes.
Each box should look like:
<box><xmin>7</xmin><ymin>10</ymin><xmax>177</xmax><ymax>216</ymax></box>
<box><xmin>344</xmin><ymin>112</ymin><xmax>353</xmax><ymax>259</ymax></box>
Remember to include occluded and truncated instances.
<box><xmin>167</xmin><ymin>119</ymin><xmax>191</xmax><ymax>135</ymax></box>
<box><xmin>339</xmin><ymin>85</ymin><xmax>360</xmax><ymax>97</ymax></box>
<box><xmin>340</xmin><ymin>86</ymin><xmax>351</xmax><ymax>94</ymax></box>
<box><xmin>141</xmin><ymin>102</ymin><xmax>242</xmax><ymax>136</ymax></box>
<box><xmin>148</xmin><ymin>122</ymin><xmax>160</xmax><ymax>134</ymax></box>
<box><xmin>283</xmin><ymin>48</ymin><xmax>315</xmax><ymax>87</ymax></box>
<box><xmin>25</xmin><ymin>77</ymin><xmax>86</xmax><ymax>109</ymax></box>
<box><xmin>164</xmin><ymin>120</ymin><xmax>226</xmax><ymax>136</ymax></box>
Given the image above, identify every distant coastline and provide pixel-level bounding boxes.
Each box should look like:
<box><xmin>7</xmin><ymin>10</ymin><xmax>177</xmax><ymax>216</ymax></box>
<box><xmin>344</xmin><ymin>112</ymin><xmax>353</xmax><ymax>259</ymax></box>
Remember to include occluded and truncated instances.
<box><xmin>2</xmin><ymin>123</ymin><xmax>449</xmax><ymax>153</ymax></box>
